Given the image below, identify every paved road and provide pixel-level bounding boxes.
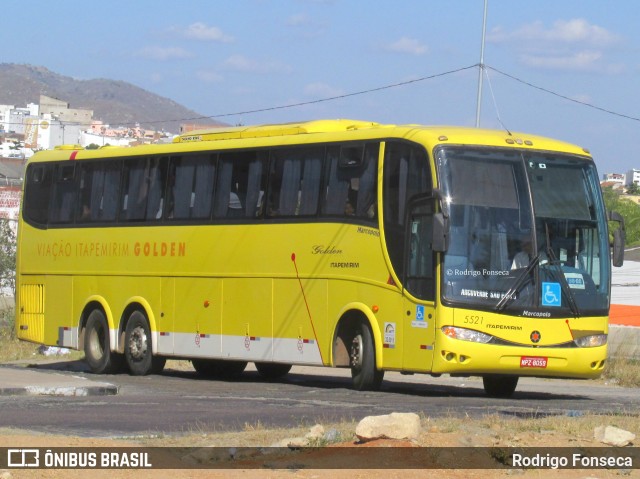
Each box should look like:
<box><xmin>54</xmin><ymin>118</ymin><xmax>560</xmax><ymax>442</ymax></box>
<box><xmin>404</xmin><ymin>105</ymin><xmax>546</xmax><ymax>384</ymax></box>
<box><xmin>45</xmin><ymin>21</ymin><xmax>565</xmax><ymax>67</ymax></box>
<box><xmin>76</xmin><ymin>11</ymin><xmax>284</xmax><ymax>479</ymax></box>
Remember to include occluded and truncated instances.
<box><xmin>0</xmin><ymin>360</ymin><xmax>638</xmax><ymax>438</ymax></box>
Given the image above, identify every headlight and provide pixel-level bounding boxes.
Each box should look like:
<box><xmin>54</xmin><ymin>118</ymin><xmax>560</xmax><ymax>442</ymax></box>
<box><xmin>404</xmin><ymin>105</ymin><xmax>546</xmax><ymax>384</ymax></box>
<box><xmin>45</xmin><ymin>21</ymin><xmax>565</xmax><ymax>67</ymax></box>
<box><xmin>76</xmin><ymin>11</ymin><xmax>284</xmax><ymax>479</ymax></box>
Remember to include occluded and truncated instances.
<box><xmin>574</xmin><ymin>334</ymin><xmax>607</xmax><ymax>348</ymax></box>
<box><xmin>442</xmin><ymin>326</ymin><xmax>493</xmax><ymax>344</ymax></box>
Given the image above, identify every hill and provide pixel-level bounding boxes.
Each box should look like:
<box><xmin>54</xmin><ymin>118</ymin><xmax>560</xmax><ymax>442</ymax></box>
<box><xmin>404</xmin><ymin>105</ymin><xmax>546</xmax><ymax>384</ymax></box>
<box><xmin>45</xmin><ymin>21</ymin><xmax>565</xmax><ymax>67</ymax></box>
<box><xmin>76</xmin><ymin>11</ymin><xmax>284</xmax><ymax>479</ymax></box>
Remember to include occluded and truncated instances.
<box><xmin>0</xmin><ymin>63</ymin><xmax>223</xmax><ymax>133</ymax></box>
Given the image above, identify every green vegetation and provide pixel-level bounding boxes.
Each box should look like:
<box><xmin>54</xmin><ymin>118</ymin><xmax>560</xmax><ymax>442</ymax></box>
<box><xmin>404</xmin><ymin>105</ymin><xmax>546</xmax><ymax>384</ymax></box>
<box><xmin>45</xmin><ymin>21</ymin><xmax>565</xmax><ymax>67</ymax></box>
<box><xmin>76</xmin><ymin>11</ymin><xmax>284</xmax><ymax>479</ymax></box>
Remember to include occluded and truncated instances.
<box><xmin>602</xmin><ymin>186</ymin><xmax>640</xmax><ymax>247</ymax></box>
<box><xmin>0</xmin><ymin>219</ymin><xmax>16</xmax><ymax>297</ymax></box>
<box><xmin>603</xmin><ymin>357</ymin><xmax>640</xmax><ymax>388</ymax></box>
<box><xmin>0</xmin><ymin>307</ymin><xmax>38</xmax><ymax>362</ymax></box>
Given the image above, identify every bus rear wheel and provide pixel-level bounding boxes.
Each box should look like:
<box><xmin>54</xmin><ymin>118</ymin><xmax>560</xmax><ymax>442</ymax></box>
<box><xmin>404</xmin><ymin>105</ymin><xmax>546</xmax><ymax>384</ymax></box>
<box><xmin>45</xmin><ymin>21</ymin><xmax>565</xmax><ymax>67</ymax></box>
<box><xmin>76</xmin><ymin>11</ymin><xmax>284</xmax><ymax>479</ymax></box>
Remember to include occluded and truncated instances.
<box><xmin>350</xmin><ymin>322</ymin><xmax>384</xmax><ymax>391</ymax></box>
<box><xmin>483</xmin><ymin>375</ymin><xmax>519</xmax><ymax>398</ymax></box>
<box><xmin>84</xmin><ymin>309</ymin><xmax>123</xmax><ymax>374</ymax></box>
<box><xmin>255</xmin><ymin>362</ymin><xmax>292</xmax><ymax>380</ymax></box>
<box><xmin>124</xmin><ymin>311</ymin><xmax>166</xmax><ymax>376</ymax></box>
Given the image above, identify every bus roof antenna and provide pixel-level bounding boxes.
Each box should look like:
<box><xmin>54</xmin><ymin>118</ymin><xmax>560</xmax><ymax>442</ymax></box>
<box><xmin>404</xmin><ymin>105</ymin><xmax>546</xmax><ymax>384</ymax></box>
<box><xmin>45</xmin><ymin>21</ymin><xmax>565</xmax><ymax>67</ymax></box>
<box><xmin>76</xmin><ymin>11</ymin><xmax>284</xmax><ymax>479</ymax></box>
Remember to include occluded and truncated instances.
<box><xmin>485</xmin><ymin>67</ymin><xmax>512</xmax><ymax>136</ymax></box>
<box><xmin>475</xmin><ymin>0</ymin><xmax>488</xmax><ymax>128</ymax></box>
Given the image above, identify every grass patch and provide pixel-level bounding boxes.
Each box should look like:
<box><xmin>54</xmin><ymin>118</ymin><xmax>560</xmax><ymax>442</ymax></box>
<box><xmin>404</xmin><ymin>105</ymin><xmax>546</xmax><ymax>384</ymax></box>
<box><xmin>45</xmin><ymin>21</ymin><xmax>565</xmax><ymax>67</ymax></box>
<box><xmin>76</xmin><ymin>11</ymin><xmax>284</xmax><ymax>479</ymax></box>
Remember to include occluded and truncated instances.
<box><xmin>0</xmin><ymin>307</ymin><xmax>39</xmax><ymax>362</ymax></box>
<box><xmin>136</xmin><ymin>419</ymin><xmax>357</xmax><ymax>448</ymax></box>
<box><xmin>128</xmin><ymin>413</ymin><xmax>640</xmax><ymax>448</ymax></box>
<box><xmin>603</xmin><ymin>356</ymin><xmax>640</xmax><ymax>388</ymax></box>
<box><xmin>0</xmin><ymin>306</ymin><xmax>83</xmax><ymax>363</ymax></box>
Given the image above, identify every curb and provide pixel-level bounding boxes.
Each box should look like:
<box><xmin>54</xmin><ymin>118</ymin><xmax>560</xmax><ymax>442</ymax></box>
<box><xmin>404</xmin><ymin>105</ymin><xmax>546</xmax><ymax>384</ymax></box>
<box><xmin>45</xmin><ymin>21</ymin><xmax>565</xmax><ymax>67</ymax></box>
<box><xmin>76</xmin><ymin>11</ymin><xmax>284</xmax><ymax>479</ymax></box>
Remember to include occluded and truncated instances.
<box><xmin>0</xmin><ymin>364</ymin><xmax>119</xmax><ymax>397</ymax></box>
<box><xmin>0</xmin><ymin>384</ymin><xmax>119</xmax><ymax>396</ymax></box>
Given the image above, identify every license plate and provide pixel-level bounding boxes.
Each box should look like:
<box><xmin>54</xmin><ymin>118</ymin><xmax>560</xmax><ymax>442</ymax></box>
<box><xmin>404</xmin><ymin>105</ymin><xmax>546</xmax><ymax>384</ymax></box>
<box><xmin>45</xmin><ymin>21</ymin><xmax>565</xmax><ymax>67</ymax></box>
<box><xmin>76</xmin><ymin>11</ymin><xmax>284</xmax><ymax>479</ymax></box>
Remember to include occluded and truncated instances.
<box><xmin>520</xmin><ymin>356</ymin><xmax>548</xmax><ymax>368</ymax></box>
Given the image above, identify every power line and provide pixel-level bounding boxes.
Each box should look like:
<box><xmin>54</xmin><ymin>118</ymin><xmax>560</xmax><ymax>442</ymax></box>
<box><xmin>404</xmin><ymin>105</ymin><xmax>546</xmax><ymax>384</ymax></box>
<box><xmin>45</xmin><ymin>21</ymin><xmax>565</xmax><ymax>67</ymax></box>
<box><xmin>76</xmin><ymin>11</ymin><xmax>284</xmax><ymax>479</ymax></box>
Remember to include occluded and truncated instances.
<box><xmin>2</xmin><ymin>64</ymin><xmax>478</xmax><ymax>130</ymax></box>
<box><xmin>157</xmin><ymin>64</ymin><xmax>480</xmax><ymax>123</ymax></box>
<box><xmin>486</xmin><ymin>65</ymin><xmax>640</xmax><ymax>123</ymax></box>
<box><xmin>3</xmin><ymin>63</ymin><xmax>640</xmax><ymax>130</ymax></box>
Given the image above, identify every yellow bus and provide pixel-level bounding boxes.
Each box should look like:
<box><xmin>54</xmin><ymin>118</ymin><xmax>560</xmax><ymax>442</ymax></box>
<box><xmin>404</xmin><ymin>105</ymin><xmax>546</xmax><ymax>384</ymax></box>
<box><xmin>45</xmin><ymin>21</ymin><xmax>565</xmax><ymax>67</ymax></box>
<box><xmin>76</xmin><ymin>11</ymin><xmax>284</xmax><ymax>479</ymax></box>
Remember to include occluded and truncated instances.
<box><xmin>16</xmin><ymin>119</ymin><xmax>625</xmax><ymax>397</ymax></box>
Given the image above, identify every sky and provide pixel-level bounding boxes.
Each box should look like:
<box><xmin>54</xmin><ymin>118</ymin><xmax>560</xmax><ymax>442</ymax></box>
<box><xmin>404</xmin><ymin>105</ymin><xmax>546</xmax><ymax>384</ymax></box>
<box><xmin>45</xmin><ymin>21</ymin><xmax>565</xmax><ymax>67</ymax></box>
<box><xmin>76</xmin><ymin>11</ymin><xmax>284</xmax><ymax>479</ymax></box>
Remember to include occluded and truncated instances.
<box><xmin>3</xmin><ymin>0</ymin><xmax>640</xmax><ymax>175</ymax></box>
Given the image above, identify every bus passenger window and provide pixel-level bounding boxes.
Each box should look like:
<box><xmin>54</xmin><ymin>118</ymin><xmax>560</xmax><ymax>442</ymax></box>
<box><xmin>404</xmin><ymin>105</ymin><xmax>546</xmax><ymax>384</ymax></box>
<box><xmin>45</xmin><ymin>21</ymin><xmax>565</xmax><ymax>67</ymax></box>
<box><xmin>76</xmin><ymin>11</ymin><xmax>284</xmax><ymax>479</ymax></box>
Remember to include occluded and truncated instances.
<box><xmin>49</xmin><ymin>165</ymin><xmax>77</xmax><ymax>224</ymax></box>
<box><xmin>267</xmin><ymin>147</ymin><xmax>323</xmax><ymax>217</ymax></box>
<box><xmin>322</xmin><ymin>142</ymin><xmax>379</xmax><ymax>221</ymax></box>
<box><xmin>24</xmin><ymin>164</ymin><xmax>53</xmax><ymax>226</ymax></box>
<box><xmin>214</xmin><ymin>151</ymin><xmax>268</xmax><ymax>220</ymax></box>
<box><xmin>168</xmin><ymin>154</ymin><xmax>216</xmax><ymax>220</ymax></box>
<box><xmin>77</xmin><ymin>161</ymin><xmax>121</xmax><ymax>223</ymax></box>
<box><xmin>121</xmin><ymin>157</ymin><xmax>167</xmax><ymax>221</ymax></box>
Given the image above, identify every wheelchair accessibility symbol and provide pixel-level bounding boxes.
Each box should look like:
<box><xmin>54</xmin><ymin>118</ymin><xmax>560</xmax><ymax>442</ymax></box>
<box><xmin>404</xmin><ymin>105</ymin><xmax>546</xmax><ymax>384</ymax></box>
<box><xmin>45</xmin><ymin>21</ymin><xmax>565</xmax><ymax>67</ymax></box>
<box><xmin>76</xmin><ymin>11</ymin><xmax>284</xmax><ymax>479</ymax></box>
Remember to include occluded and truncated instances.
<box><xmin>542</xmin><ymin>282</ymin><xmax>561</xmax><ymax>307</ymax></box>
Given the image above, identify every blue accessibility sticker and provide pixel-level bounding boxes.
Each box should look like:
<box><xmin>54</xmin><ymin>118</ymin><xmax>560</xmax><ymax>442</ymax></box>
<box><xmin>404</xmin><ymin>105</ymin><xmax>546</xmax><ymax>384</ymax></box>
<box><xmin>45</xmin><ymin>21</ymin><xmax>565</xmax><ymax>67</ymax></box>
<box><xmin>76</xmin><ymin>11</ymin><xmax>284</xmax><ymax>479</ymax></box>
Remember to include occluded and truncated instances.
<box><xmin>542</xmin><ymin>282</ymin><xmax>561</xmax><ymax>307</ymax></box>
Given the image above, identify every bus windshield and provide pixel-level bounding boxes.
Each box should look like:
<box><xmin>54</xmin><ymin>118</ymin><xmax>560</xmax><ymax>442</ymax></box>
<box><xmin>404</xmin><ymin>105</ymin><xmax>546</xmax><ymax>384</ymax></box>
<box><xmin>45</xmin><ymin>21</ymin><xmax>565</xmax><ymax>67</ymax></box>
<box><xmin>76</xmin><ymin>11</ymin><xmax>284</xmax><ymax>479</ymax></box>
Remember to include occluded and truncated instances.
<box><xmin>437</xmin><ymin>147</ymin><xmax>610</xmax><ymax>317</ymax></box>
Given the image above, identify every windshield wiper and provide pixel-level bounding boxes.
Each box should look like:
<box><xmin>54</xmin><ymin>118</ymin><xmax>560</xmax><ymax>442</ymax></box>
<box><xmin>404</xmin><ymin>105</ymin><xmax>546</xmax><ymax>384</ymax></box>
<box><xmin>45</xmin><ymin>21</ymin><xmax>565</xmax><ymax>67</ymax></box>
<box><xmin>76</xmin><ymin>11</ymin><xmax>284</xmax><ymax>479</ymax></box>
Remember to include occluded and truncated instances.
<box><xmin>496</xmin><ymin>253</ymin><xmax>540</xmax><ymax>312</ymax></box>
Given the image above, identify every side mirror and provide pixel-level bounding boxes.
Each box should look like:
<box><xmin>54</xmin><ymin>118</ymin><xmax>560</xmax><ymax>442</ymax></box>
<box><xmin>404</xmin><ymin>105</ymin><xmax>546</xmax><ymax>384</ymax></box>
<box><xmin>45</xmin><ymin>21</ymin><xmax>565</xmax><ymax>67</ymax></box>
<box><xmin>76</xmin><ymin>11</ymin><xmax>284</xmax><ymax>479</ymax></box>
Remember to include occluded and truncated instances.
<box><xmin>612</xmin><ymin>228</ymin><xmax>625</xmax><ymax>267</ymax></box>
<box><xmin>608</xmin><ymin>210</ymin><xmax>625</xmax><ymax>267</ymax></box>
<box><xmin>432</xmin><ymin>212</ymin><xmax>449</xmax><ymax>253</ymax></box>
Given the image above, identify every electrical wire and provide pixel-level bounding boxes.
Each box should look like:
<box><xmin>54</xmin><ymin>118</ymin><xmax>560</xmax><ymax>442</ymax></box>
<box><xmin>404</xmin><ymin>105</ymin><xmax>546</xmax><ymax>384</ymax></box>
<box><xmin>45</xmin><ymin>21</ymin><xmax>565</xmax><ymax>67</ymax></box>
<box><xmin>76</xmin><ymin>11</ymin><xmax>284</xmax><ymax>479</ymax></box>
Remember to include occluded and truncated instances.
<box><xmin>3</xmin><ymin>63</ymin><xmax>640</xmax><ymax>131</ymax></box>
<box><xmin>486</xmin><ymin>65</ymin><xmax>640</xmax><ymax>123</ymax></box>
<box><xmin>1</xmin><ymin>64</ymin><xmax>478</xmax><ymax>130</ymax></box>
<box><xmin>145</xmin><ymin>64</ymin><xmax>480</xmax><ymax>124</ymax></box>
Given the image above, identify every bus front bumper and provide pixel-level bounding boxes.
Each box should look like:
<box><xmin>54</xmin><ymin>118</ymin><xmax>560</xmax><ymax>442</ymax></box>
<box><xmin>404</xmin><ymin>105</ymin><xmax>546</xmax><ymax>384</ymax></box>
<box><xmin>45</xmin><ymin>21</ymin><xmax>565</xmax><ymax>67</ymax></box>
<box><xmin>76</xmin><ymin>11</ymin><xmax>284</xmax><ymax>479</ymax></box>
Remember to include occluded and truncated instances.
<box><xmin>432</xmin><ymin>333</ymin><xmax>607</xmax><ymax>379</ymax></box>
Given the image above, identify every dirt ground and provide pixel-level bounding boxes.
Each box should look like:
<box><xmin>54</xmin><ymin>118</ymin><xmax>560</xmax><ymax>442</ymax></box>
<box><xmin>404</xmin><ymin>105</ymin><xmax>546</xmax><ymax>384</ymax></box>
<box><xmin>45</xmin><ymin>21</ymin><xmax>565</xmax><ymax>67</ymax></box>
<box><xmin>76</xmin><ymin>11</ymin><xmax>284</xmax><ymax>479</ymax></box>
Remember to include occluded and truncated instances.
<box><xmin>0</xmin><ymin>358</ymin><xmax>637</xmax><ymax>478</ymax></box>
<box><xmin>1</xmin><ymin>424</ymin><xmax>637</xmax><ymax>479</ymax></box>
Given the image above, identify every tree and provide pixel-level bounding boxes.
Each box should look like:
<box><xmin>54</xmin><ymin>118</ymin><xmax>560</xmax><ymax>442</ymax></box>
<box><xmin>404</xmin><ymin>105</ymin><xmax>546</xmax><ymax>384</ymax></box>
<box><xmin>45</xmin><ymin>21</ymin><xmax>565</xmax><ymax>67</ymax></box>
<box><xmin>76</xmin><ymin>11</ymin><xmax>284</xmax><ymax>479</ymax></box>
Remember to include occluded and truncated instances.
<box><xmin>602</xmin><ymin>186</ymin><xmax>640</xmax><ymax>247</ymax></box>
<box><xmin>0</xmin><ymin>219</ymin><xmax>16</xmax><ymax>297</ymax></box>
<box><xmin>626</xmin><ymin>182</ymin><xmax>640</xmax><ymax>195</ymax></box>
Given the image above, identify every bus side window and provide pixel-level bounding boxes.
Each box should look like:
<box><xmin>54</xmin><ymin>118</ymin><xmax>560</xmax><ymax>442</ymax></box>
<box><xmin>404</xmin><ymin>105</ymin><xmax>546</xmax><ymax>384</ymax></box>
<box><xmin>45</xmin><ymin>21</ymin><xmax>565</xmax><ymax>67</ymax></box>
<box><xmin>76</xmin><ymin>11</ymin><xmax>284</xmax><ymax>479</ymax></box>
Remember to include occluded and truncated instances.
<box><xmin>76</xmin><ymin>161</ymin><xmax>121</xmax><ymax>223</ymax></box>
<box><xmin>214</xmin><ymin>151</ymin><xmax>267</xmax><ymax>219</ymax></box>
<box><xmin>168</xmin><ymin>154</ymin><xmax>216</xmax><ymax>220</ymax></box>
<box><xmin>322</xmin><ymin>142</ymin><xmax>379</xmax><ymax>220</ymax></box>
<box><xmin>323</xmin><ymin>146</ymin><xmax>349</xmax><ymax>216</ymax></box>
<box><xmin>383</xmin><ymin>142</ymin><xmax>432</xmax><ymax>281</ymax></box>
<box><xmin>267</xmin><ymin>147</ymin><xmax>323</xmax><ymax>217</ymax></box>
<box><xmin>121</xmin><ymin>157</ymin><xmax>167</xmax><ymax>221</ymax></box>
<box><xmin>24</xmin><ymin>164</ymin><xmax>53</xmax><ymax>226</ymax></box>
<box><xmin>49</xmin><ymin>164</ymin><xmax>77</xmax><ymax>224</ymax></box>
<box><xmin>355</xmin><ymin>143</ymin><xmax>378</xmax><ymax>219</ymax></box>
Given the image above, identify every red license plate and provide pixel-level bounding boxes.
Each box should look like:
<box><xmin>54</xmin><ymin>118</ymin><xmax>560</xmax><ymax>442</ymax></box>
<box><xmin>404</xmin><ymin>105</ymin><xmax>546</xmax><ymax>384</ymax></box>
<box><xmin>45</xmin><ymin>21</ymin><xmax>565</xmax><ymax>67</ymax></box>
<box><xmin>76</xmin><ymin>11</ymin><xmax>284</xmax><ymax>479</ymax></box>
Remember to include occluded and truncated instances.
<box><xmin>520</xmin><ymin>356</ymin><xmax>548</xmax><ymax>368</ymax></box>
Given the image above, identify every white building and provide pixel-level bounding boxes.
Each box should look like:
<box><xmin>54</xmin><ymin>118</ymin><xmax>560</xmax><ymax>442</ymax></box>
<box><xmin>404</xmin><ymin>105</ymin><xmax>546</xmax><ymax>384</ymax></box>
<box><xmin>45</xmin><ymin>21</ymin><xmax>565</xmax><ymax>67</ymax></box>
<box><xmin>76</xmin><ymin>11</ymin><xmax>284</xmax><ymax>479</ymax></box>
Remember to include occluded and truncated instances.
<box><xmin>602</xmin><ymin>173</ymin><xmax>626</xmax><ymax>186</ymax></box>
<box><xmin>80</xmin><ymin>130</ymin><xmax>134</xmax><ymax>148</ymax></box>
<box><xmin>35</xmin><ymin>114</ymin><xmax>84</xmax><ymax>150</ymax></box>
<box><xmin>0</xmin><ymin>103</ymin><xmax>39</xmax><ymax>134</ymax></box>
<box><xmin>626</xmin><ymin>169</ymin><xmax>640</xmax><ymax>187</ymax></box>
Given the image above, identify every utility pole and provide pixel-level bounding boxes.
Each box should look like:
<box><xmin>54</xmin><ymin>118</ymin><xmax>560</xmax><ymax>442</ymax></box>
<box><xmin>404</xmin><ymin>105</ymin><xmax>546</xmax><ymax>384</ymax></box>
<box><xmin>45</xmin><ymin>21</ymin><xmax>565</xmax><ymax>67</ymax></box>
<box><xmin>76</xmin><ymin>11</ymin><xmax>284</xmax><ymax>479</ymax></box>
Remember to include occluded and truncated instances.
<box><xmin>475</xmin><ymin>0</ymin><xmax>488</xmax><ymax>128</ymax></box>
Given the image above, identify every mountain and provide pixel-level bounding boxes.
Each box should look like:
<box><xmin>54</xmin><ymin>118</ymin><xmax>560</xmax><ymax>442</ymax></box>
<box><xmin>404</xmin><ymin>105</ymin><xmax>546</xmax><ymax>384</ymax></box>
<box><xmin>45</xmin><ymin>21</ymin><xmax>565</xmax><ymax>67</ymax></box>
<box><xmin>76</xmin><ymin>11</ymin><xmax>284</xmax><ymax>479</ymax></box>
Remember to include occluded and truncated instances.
<box><xmin>0</xmin><ymin>63</ymin><xmax>224</xmax><ymax>133</ymax></box>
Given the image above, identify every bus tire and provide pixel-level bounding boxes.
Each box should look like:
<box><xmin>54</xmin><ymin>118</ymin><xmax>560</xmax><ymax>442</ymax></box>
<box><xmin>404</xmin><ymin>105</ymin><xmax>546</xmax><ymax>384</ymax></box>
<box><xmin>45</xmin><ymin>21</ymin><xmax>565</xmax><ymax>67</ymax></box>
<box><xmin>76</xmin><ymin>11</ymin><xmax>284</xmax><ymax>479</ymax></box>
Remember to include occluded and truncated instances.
<box><xmin>124</xmin><ymin>311</ymin><xmax>166</xmax><ymax>376</ymax></box>
<box><xmin>255</xmin><ymin>362</ymin><xmax>292</xmax><ymax>380</ymax></box>
<box><xmin>483</xmin><ymin>375</ymin><xmax>519</xmax><ymax>398</ymax></box>
<box><xmin>192</xmin><ymin>359</ymin><xmax>247</xmax><ymax>379</ymax></box>
<box><xmin>84</xmin><ymin>309</ymin><xmax>123</xmax><ymax>374</ymax></box>
<box><xmin>350</xmin><ymin>322</ymin><xmax>384</xmax><ymax>391</ymax></box>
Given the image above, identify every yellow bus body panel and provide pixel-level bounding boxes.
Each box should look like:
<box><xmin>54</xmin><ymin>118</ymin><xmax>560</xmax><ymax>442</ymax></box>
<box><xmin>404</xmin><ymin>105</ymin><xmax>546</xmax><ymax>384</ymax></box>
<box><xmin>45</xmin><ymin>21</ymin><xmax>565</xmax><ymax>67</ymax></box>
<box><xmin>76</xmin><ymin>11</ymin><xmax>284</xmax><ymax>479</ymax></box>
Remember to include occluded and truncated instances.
<box><xmin>16</xmin><ymin>120</ymin><xmax>604</xmax><ymax>381</ymax></box>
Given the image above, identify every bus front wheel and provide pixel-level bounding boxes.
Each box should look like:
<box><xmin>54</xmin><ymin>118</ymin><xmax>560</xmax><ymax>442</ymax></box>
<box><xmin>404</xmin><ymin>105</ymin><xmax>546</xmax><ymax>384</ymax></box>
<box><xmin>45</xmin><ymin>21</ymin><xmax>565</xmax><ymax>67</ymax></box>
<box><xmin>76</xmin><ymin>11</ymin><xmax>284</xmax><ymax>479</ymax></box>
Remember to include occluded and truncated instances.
<box><xmin>124</xmin><ymin>311</ymin><xmax>166</xmax><ymax>376</ymax></box>
<box><xmin>483</xmin><ymin>375</ymin><xmax>519</xmax><ymax>398</ymax></box>
<box><xmin>350</xmin><ymin>322</ymin><xmax>384</xmax><ymax>391</ymax></box>
<box><xmin>84</xmin><ymin>309</ymin><xmax>123</xmax><ymax>374</ymax></box>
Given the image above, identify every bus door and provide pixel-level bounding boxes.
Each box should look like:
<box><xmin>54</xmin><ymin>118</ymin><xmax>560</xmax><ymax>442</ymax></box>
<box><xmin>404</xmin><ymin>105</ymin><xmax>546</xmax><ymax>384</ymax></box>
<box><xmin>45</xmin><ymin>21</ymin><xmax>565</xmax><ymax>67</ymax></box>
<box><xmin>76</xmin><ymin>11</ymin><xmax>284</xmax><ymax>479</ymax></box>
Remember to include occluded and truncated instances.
<box><xmin>402</xmin><ymin>199</ymin><xmax>437</xmax><ymax>372</ymax></box>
